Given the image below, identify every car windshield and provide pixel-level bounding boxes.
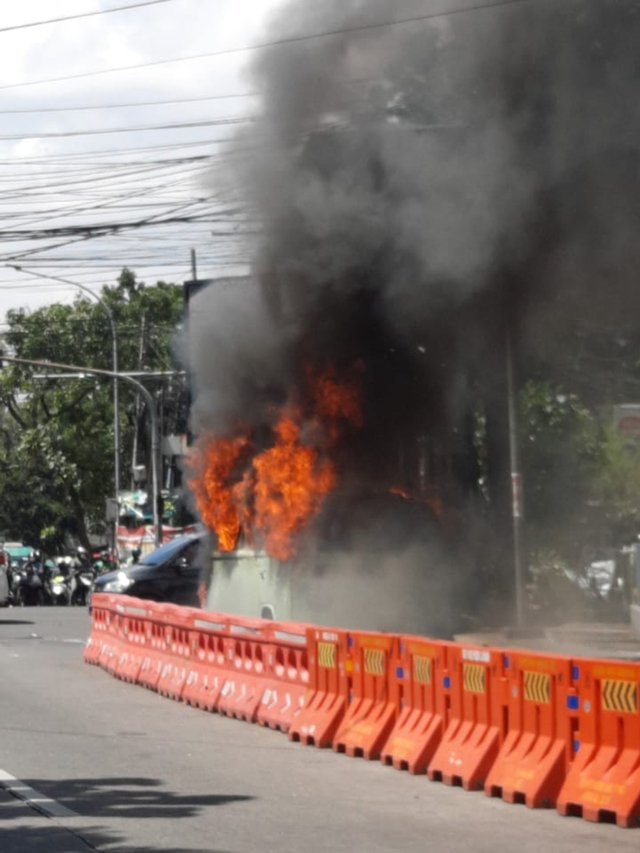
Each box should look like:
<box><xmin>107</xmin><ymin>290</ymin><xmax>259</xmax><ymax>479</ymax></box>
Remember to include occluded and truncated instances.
<box><xmin>137</xmin><ymin>536</ymin><xmax>201</xmax><ymax>567</ymax></box>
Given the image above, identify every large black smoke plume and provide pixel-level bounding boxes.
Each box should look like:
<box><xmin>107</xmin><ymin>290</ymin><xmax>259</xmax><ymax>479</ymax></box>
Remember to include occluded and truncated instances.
<box><xmin>189</xmin><ymin>0</ymin><xmax>640</xmax><ymax>632</ymax></box>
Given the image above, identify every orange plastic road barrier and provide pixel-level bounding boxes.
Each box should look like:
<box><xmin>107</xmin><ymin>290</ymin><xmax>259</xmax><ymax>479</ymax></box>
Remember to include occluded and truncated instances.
<box><xmin>182</xmin><ymin>613</ymin><xmax>230</xmax><ymax>711</ymax></box>
<box><xmin>155</xmin><ymin>604</ymin><xmax>195</xmax><ymax>701</ymax></box>
<box><xmin>333</xmin><ymin>631</ymin><xmax>400</xmax><ymax>760</ymax></box>
<box><xmin>557</xmin><ymin>658</ymin><xmax>640</xmax><ymax>827</ymax></box>
<box><xmin>429</xmin><ymin>645</ymin><xmax>508</xmax><ymax>790</ymax></box>
<box><xmin>137</xmin><ymin>608</ymin><xmax>171</xmax><ymax>692</ymax></box>
<box><xmin>257</xmin><ymin>622</ymin><xmax>310</xmax><ymax>733</ymax></box>
<box><xmin>289</xmin><ymin>627</ymin><xmax>351</xmax><ymax>748</ymax></box>
<box><xmin>84</xmin><ymin>594</ymin><xmax>112</xmax><ymax>665</ymax></box>
<box><xmin>485</xmin><ymin>651</ymin><xmax>578</xmax><ymax>808</ymax></box>
<box><xmin>381</xmin><ymin>637</ymin><xmax>448</xmax><ymax>774</ymax></box>
<box><xmin>96</xmin><ymin>598</ymin><xmax>126</xmax><ymax>677</ymax></box>
<box><xmin>113</xmin><ymin>602</ymin><xmax>150</xmax><ymax>684</ymax></box>
<box><xmin>217</xmin><ymin>617</ymin><xmax>271</xmax><ymax>722</ymax></box>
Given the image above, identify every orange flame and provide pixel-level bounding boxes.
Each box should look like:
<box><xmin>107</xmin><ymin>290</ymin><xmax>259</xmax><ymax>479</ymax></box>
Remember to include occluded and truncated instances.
<box><xmin>188</xmin><ymin>436</ymin><xmax>251</xmax><ymax>552</ymax></box>
<box><xmin>309</xmin><ymin>363</ymin><xmax>364</xmax><ymax>438</ymax></box>
<box><xmin>389</xmin><ymin>486</ymin><xmax>410</xmax><ymax>500</ymax></box>
<box><xmin>188</xmin><ymin>365</ymin><xmax>363</xmax><ymax>559</ymax></box>
<box><xmin>253</xmin><ymin>415</ymin><xmax>336</xmax><ymax>560</ymax></box>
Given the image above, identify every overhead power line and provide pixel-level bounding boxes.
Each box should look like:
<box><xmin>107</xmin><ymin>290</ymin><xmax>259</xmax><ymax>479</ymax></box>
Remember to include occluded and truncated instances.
<box><xmin>0</xmin><ymin>0</ymin><xmax>530</xmax><ymax>91</ymax></box>
<box><xmin>0</xmin><ymin>0</ymin><xmax>175</xmax><ymax>34</ymax></box>
<box><xmin>0</xmin><ymin>138</ymin><xmax>244</xmax><ymax>164</ymax></box>
<box><xmin>0</xmin><ymin>92</ymin><xmax>260</xmax><ymax>114</ymax></box>
<box><xmin>0</xmin><ymin>118</ymin><xmax>251</xmax><ymax>141</ymax></box>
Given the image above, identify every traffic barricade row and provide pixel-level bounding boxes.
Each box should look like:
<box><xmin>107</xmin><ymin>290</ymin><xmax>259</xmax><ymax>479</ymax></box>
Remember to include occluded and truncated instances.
<box><xmin>85</xmin><ymin>595</ymin><xmax>640</xmax><ymax>828</ymax></box>
<box><xmin>85</xmin><ymin>595</ymin><xmax>310</xmax><ymax>732</ymax></box>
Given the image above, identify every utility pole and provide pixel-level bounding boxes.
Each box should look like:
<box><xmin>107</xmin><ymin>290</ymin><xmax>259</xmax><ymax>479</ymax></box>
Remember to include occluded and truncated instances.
<box><xmin>190</xmin><ymin>248</ymin><xmax>198</xmax><ymax>283</ymax></box>
<box><xmin>131</xmin><ymin>312</ymin><xmax>147</xmax><ymax>489</ymax></box>
<box><xmin>1</xmin><ymin>354</ymin><xmax>162</xmax><ymax>549</ymax></box>
<box><xmin>506</xmin><ymin>326</ymin><xmax>525</xmax><ymax>628</ymax></box>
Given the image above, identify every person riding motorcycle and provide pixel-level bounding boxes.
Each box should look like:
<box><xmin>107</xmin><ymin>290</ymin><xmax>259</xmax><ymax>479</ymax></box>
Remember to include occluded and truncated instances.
<box><xmin>74</xmin><ymin>546</ymin><xmax>90</xmax><ymax>570</ymax></box>
<box><xmin>28</xmin><ymin>550</ymin><xmax>44</xmax><ymax>574</ymax></box>
<box><xmin>13</xmin><ymin>550</ymin><xmax>46</xmax><ymax>606</ymax></box>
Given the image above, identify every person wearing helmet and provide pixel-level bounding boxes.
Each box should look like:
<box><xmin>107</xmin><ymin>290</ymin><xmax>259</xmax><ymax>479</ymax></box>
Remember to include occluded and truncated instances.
<box><xmin>29</xmin><ymin>550</ymin><xmax>44</xmax><ymax>575</ymax></box>
<box><xmin>74</xmin><ymin>547</ymin><xmax>90</xmax><ymax>571</ymax></box>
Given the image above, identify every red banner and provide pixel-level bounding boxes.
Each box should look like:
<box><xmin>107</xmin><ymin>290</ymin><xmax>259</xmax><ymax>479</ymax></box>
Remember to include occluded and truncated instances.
<box><xmin>117</xmin><ymin>525</ymin><xmax>198</xmax><ymax>555</ymax></box>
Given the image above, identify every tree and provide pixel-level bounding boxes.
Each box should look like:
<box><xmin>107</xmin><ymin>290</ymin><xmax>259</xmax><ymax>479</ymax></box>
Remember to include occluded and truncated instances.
<box><xmin>0</xmin><ymin>269</ymin><xmax>184</xmax><ymax>549</ymax></box>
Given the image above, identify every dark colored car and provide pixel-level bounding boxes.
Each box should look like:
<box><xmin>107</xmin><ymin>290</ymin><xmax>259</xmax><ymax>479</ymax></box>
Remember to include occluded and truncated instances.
<box><xmin>91</xmin><ymin>533</ymin><xmax>206</xmax><ymax>608</ymax></box>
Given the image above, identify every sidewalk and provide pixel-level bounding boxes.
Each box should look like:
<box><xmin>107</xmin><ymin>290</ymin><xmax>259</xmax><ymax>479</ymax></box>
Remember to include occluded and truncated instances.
<box><xmin>0</xmin><ymin>787</ymin><xmax>94</xmax><ymax>853</ymax></box>
<box><xmin>454</xmin><ymin>621</ymin><xmax>640</xmax><ymax>660</ymax></box>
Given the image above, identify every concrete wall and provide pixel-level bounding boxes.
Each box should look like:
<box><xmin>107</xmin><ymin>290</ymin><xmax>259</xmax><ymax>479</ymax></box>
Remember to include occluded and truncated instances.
<box><xmin>206</xmin><ymin>550</ymin><xmax>293</xmax><ymax>621</ymax></box>
<box><xmin>206</xmin><ymin>548</ymin><xmax>451</xmax><ymax>635</ymax></box>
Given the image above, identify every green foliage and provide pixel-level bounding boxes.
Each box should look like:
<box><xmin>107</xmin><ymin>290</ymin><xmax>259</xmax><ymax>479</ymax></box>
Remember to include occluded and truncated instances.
<box><xmin>0</xmin><ymin>269</ymin><xmax>184</xmax><ymax>549</ymax></box>
<box><xmin>519</xmin><ymin>378</ymin><xmax>640</xmax><ymax>561</ymax></box>
<box><xmin>591</xmin><ymin>427</ymin><xmax>640</xmax><ymax>537</ymax></box>
<box><xmin>518</xmin><ymin>380</ymin><xmax>598</xmax><ymax>558</ymax></box>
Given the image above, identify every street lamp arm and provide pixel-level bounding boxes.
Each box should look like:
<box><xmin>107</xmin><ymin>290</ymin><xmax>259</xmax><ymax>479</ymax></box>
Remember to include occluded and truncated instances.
<box><xmin>8</xmin><ymin>266</ymin><xmax>113</xmax><ymax>325</ymax></box>
<box><xmin>0</xmin><ymin>353</ymin><xmax>161</xmax><ymax>548</ymax></box>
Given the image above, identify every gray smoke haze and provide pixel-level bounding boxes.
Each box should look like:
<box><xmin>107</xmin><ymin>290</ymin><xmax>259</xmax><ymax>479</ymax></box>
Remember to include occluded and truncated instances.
<box><xmin>194</xmin><ymin>0</ymin><xmax>640</xmax><ymax>429</ymax></box>
<box><xmin>189</xmin><ymin>0</ymin><xmax>640</xmax><ymax>632</ymax></box>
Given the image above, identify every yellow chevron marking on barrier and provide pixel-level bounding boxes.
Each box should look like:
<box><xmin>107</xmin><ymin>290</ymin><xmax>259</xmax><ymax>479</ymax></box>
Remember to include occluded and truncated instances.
<box><xmin>524</xmin><ymin>671</ymin><xmax>551</xmax><ymax>705</ymax></box>
<box><xmin>413</xmin><ymin>655</ymin><xmax>432</xmax><ymax>685</ymax></box>
<box><xmin>318</xmin><ymin>642</ymin><xmax>336</xmax><ymax>669</ymax></box>
<box><xmin>602</xmin><ymin>679</ymin><xmax>638</xmax><ymax>714</ymax></box>
<box><xmin>463</xmin><ymin>663</ymin><xmax>486</xmax><ymax>695</ymax></box>
<box><xmin>364</xmin><ymin>648</ymin><xmax>385</xmax><ymax>676</ymax></box>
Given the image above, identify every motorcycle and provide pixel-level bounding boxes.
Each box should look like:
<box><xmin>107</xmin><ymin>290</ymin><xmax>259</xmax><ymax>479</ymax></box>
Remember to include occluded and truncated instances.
<box><xmin>11</xmin><ymin>565</ymin><xmax>45</xmax><ymax>606</ymax></box>
<box><xmin>45</xmin><ymin>557</ymin><xmax>75</xmax><ymax>605</ymax></box>
<box><xmin>69</xmin><ymin>563</ymin><xmax>94</xmax><ymax>606</ymax></box>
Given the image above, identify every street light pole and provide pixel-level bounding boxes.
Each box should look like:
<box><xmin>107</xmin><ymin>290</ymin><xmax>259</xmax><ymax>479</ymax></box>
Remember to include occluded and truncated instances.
<box><xmin>0</xmin><ymin>354</ymin><xmax>161</xmax><ymax>549</ymax></box>
<box><xmin>7</xmin><ymin>266</ymin><xmax>121</xmax><ymax>549</ymax></box>
<box><xmin>506</xmin><ymin>326</ymin><xmax>525</xmax><ymax>628</ymax></box>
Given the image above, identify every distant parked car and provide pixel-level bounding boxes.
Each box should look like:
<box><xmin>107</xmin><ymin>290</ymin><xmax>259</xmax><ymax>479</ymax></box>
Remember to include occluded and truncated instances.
<box><xmin>90</xmin><ymin>533</ymin><xmax>206</xmax><ymax>609</ymax></box>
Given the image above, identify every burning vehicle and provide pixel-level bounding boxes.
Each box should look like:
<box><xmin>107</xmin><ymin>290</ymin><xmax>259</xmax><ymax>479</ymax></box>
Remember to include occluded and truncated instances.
<box><xmin>185</xmin><ymin>0</ymin><xmax>640</xmax><ymax>634</ymax></box>
<box><xmin>186</xmin><ymin>277</ymin><xmax>483</xmax><ymax>634</ymax></box>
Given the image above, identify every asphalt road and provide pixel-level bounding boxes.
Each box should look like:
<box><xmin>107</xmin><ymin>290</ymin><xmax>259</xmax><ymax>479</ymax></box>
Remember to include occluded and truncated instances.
<box><xmin>0</xmin><ymin>608</ymin><xmax>638</xmax><ymax>853</ymax></box>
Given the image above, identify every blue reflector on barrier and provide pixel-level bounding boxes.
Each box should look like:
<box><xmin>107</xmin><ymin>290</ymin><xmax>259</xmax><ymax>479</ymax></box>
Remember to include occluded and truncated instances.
<box><xmin>567</xmin><ymin>696</ymin><xmax>579</xmax><ymax>711</ymax></box>
<box><xmin>504</xmin><ymin>655</ymin><xmax>510</xmax><ymax>669</ymax></box>
<box><xmin>573</xmin><ymin>740</ymin><xmax>580</xmax><ymax>754</ymax></box>
<box><xmin>444</xmin><ymin>676</ymin><xmax>451</xmax><ymax>690</ymax></box>
<box><xmin>348</xmin><ymin>637</ymin><xmax>353</xmax><ymax>648</ymax></box>
<box><xmin>572</xmin><ymin>666</ymin><xmax>580</xmax><ymax>681</ymax></box>
<box><xmin>396</xmin><ymin>667</ymin><xmax>404</xmax><ymax>680</ymax></box>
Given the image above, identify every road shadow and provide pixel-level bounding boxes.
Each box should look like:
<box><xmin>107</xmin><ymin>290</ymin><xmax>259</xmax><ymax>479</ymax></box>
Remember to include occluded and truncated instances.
<box><xmin>0</xmin><ymin>824</ymin><xmax>232</xmax><ymax>853</ymax></box>
<box><xmin>0</xmin><ymin>619</ymin><xmax>34</xmax><ymax>625</ymax></box>
<box><xmin>0</xmin><ymin>823</ymin><xmax>110</xmax><ymax>853</ymax></box>
<box><xmin>21</xmin><ymin>776</ymin><xmax>255</xmax><ymax>820</ymax></box>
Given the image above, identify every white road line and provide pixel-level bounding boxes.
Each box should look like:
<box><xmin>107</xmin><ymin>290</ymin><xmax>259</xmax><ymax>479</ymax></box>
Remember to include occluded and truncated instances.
<box><xmin>0</xmin><ymin>769</ymin><xmax>79</xmax><ymax>818</ymax></box>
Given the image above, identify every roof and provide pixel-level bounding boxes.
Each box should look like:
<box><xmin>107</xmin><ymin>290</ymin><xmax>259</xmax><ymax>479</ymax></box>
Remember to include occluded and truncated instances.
<box><xmin>4</xmin><ymin>546</ymin><xmax>32</xmax><ymax>558</ymax></box>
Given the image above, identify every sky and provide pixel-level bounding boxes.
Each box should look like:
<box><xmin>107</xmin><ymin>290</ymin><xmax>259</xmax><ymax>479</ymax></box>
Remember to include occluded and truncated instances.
<box><xmin>0</xmin><ymin>0</ymin><xmax>284</xmax><ymax>322</ymax></box>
